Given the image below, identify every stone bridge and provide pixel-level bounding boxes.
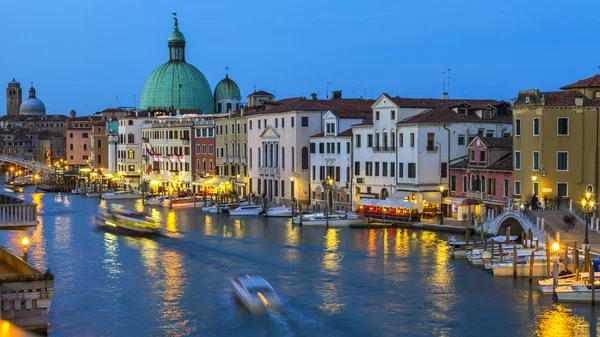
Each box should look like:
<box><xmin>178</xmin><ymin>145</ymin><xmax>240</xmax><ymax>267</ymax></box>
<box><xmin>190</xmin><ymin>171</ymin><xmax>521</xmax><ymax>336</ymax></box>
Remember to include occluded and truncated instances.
<box><xmin>0</xmin><ymin>154</ymin><xmax>53</xmax><ymax>175</ymax></box>
<box><xmin>477</xmin><ymin>209</ymin><xmax>549</xmax><ymax>244</ymax></box>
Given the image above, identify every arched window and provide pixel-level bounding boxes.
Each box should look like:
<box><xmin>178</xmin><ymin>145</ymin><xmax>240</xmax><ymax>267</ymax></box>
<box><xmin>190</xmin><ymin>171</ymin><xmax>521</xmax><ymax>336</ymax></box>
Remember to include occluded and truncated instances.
<box><xmin>97</xmin><ymin>139</ymin><xmax>102</xmax><ymax>149</ymax></box>
<box><xmin>83</xmin><ymin>144</ymin><xmax>87</xmax><ymax>151</ymax></box>
<box><xmin>197</xmin><ymin>159</ymin><xmax>200</xmax><ymax>171</ymax></box>
<box><xmin>97</xmin><ymin>154</ymin><xmax>102</xmax><ymax>164</ymax></box>
<box><xmin>301</xmin><ymin>147</ymin><xmax>309</xmax><ymax>170</ymax></box>
<box><xmin>281</xmin><ymin>147</ymin><xmax>285</xmax><ymax>169</ymax></box>
<box><xmin>69</xmin><ymin>143</ymin><xmax>73</xmax><ymax>150</ymax></box>
<box><xmin>203</xmin><ymin>159</ymin><xmax>207</xmax><ymax>172</ymax></box>
<box><xmin>209</xmin><ymin>160</ymin><xmax>213</xmax><ymax>171</ymax></box>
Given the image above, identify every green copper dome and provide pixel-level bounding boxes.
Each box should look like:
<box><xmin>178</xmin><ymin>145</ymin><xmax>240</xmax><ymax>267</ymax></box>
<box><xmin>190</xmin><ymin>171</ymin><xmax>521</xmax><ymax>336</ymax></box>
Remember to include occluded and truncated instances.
<box><xmin>139</xmin><ymin>17</ymin><xmax>214</xmax><ymax>113</ymax></box>
<box><xmin>214</xmin><ymin>75</ymin><xmax>241</xmax><ymax>99</ymax></box>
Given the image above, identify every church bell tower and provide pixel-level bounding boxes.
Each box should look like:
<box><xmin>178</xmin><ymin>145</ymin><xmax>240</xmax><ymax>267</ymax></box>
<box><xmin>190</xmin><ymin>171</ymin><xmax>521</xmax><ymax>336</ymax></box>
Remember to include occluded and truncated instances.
<box><xmin>6</xmin><ymin>79</ymin><xmax>22</xmax><ymax>116</ymax></box>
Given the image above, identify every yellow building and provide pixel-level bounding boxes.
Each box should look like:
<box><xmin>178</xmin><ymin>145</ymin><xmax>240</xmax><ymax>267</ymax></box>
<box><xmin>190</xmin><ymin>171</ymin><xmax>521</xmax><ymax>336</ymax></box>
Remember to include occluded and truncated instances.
<box><xmin>214</xmin><ymin>109</ymin><xmax>249</xmax><ymax>197</ymax></box>
<box><xmin>513</xmin><ymin>74</ymin><xmax>600</xmax><ymax>203</ymax></box>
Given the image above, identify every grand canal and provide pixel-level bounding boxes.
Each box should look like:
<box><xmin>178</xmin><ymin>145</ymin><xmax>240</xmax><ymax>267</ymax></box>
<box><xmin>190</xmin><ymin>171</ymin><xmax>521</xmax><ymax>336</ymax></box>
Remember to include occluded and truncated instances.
<box><xmin>1</xmin><ymin>188</ymin><xmax>598</xmax><ymax>336</ymax></box>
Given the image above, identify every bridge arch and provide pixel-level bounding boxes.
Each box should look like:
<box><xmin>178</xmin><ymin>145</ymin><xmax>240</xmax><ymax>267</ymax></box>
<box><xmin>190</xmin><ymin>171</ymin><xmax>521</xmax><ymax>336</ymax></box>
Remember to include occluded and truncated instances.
<box><xmin>481</xmin><ymin>210</ymin><xmax>545</xmax><ymax>242</ymax></box>
<box><xmin>496</xmin><ymin>215</ymin><xmax>526</xmax><ymax>236</ymax></box>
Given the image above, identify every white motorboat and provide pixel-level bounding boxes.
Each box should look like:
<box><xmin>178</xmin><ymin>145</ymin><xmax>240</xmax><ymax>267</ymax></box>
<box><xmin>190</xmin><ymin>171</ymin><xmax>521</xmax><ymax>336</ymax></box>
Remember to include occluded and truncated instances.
<box><xmin>230</xmin><ymin>275</ymin><xmax>282</xmax><ymax>313</ymax></box>
<box><xmin>145</xmin><ymin>196</ymin><xmax>165</xmax><ymax>206</ymax></box>
<box><xmin>86</xmin><ymin>192</ymin><xmax>100</xmax><ymax>198</ymax></box>
<box><xmin>537</xmin><ymin>272</ymin><xmax>600</xmax><ymax>294</ymax></box>
<box><xmin>266</xmin><ymin>206</ymin><xmax>293</xmax><ymax>217</ymax></box>
<box><xmin>293</xmin><ymin>211</ymin><xmax>363</xmax><ymax>226</ymax></box>
<box><xmin>209</xmin><ymin>204</ymin><xmax>231</xmax><ymax>213</ymax></box>
<box><xmin>229</xmin><ymin>205</ymin><xmax>264</xmax><ymax>216</ymax></box>
<box><xmin>492</xmin><ymin>252</ymin><xmax>549</xmax><ymax>277</ymax></box>
<box><xmin>555</xmin><ymin>284</ymin><xmax>600</xmax><ymax>303</ymax></box>
<box><xmin>163</xmin><ymin>196</ymin><xmax>201</xmax><ymax>209</ymax></box>
<box><xmin>102</xmin><ymin>190</ymin><xmax>143</xmax><ymax>200</ymax></box>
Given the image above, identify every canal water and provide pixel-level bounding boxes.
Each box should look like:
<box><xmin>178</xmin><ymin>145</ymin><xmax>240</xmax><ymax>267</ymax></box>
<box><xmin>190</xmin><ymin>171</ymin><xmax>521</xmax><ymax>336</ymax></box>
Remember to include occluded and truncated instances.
<box><xmin>0</xmin><ymin>189</ymin><xmax>598</xmax><ymax>337</ymax></box>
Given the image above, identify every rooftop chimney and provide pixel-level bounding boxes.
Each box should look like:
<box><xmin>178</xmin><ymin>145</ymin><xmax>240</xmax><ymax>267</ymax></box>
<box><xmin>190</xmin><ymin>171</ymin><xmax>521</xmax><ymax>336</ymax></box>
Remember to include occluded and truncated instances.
<box><xmin>241</xmin><ymin>107</ymin><xmax>245</xmax><ymax>117</ymax></box>
<box><xmin>228</xmin><ymin>108</ymin><xmax>232</xmax><ymax>118</ymax></box>
<box><xmin>332</xmin><ymin>90</ymin><xmax>342</xmax><ymax>100</ymax></box>
<box><xmin>442</xmin><ymin>92</ymin><xmax>448</xmax><ymax>100</ymax></box>
<box><xmin>311</xmin><ymin>93</ymin><xmax>317</xmax><ymax>100</ymax></box>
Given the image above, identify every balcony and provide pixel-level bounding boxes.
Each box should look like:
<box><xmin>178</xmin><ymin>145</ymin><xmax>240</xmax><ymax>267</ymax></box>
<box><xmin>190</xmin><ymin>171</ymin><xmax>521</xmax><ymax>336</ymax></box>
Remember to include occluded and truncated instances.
<box><xmin>426</xmin><ymin>145</ymin><xmax>438</xmax><ymax>152</ymax></box>
<box><xmin>182</xmin><ymin>138</ymin><xmax>190</xmax><ymax>145</ymax></box>
<box><xmin>373</xmin><ymin>146</ymin><xmax>396</xmax><ymax>153</ymax></box>
<box><xmin>258</xmin><ymin>167</ymin><xmax>280</xmax><ymax>175</ymax></box>
<box><xmin>193</xmin><ymin>120</ymin><xmax>215</xmax><ymax>126</ymax></box>
<box><xmin>466</xmin><ymin>190</ymin><xmax>484</xmax><ymax>200</ymax></box>
<box><xmin>142</xmin><ymin>137</ymin><xmax>149</xmax><ymax>143</ymax></box>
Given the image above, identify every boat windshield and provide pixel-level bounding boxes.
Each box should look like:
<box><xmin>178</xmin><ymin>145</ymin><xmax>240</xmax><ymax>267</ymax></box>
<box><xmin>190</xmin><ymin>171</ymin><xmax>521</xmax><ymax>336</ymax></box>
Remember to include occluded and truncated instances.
<box><xmin>247</xmin><ymin>287</ymin><xmax>273</xmax><ymax>296</ymax></box>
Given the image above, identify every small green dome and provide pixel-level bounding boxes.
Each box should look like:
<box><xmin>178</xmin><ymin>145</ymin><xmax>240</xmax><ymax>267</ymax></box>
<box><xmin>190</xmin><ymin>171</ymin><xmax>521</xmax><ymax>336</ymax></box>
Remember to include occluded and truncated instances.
<box><xmin>140</xmin><ymin>62</ymin><xmax>214</xmax><ymax>113</ymax></box>
<box><xmin>168</xmin><ymin>29</ymin><xmax>185</xmax><ymax>43</ymax></box>
<box><xmin>214</xmin><ymin>75</ymin><xmax>241</xmax><ymax>99</ymax></box>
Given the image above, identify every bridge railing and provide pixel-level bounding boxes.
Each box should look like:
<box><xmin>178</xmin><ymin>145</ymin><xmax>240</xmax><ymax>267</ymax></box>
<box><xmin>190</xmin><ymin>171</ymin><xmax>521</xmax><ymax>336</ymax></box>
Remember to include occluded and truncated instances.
<box><xmin>0</xmin><ymin>203</ymin><xmax>37</xmax><ymax>227</ymax></box>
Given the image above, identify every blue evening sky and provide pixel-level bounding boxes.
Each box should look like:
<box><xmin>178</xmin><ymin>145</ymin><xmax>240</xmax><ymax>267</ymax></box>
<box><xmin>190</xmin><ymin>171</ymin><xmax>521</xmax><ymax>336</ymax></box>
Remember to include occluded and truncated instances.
<box><xmin>2</xmin><ymin>0</ymin><xmax>600</xmax><ymax>115</ymax></box>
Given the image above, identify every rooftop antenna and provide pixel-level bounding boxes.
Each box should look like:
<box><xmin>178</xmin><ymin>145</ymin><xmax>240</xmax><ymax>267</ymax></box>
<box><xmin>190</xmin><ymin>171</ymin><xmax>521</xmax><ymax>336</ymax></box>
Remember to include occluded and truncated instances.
<box><xmin>447</xmin><ymin>68</ymin><xmax>452</xmax><ymax>98</ymax></box>
<box><xmin>300</xmin><ymin>81</ymin><xmax>303</xmax><ymax>97</ymax></box>
<box><xmin>253</xmin><ymin>85</ymin><xmax>257</xmax><ymax>93</ymax></box>
<box><xmin>442</xmin><ymin>70</ymin><xmax>446</xmax><ymax>95</ymax></box>
<box><xmin>325</xmin><ymin>82</ymin><xmax>332</xmax><ymax>99</ymax></box>
<box><xmin>116</xmin><ymin>96</ymin><xmax>119</xmax><ymax>108</ymax></box>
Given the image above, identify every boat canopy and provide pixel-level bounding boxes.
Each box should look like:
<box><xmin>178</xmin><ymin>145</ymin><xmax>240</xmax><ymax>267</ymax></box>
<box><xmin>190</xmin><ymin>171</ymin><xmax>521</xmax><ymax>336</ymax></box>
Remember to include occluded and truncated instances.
<box><xmin>357</xmin><ymin>198</ymin><xmax>418</xmax><ymax>210</ymax></box>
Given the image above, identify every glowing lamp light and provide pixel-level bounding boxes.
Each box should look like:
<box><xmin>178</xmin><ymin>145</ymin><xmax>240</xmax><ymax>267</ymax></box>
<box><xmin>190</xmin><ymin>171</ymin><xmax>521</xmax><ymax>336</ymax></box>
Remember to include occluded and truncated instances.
<box><xmin>531</xmin><ymin>175</ymin><xmax>537</xmax><ymax>182</ymax></box>
<box><xmin>21</xmin><ymin>237</ymin><xmax>29</xmax><ymax>246</ymax></box>
<box><xmin>586</xmin><ymin>192</ymin><xmax>591</xmax><ymax>199</ymax></box>
<box><xmin>551</xmin><ymin>242</ymin><xmax>559</xmax><ymax>253</ymax></box>
<box><xmin>582</xmin><ymin>200</ymin><xmax>587</xmax><ymax>207</ymax></box>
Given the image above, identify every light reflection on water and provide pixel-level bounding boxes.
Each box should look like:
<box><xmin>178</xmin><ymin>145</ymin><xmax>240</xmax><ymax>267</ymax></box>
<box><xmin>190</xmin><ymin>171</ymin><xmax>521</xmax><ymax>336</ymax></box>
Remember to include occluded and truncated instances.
<box><xmin>1</xmin><ymin>189</ymin><xmax>600</xmax><ymax>336</ymax></box>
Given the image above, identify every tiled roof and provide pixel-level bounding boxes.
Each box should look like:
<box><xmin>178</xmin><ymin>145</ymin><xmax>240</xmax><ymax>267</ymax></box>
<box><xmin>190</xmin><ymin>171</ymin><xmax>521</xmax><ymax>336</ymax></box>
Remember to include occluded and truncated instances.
<box><xmin>232</xmin><ymin>97</ymin><xmax>375</xmax><ymax>116</ymax></box>
<box><xmin>480</xmin><ymin>136</ymin><xmax>512</xmax><ymax>149</ymax></box>
<box><xmin>249</xmin><ymin>90</ymin><xmax>273</xmax><ymax>96</ymax></box>
<box><xmin>561</xmin><ymin>74</ymin><xmax>600</xmax><ymax>90</ymax></box>
<box><xmin>399</xmin><ymin>106</ymin><xmax>511</xmax><ymax>124</ymax></box>
<box><xmin>539</xmin><ymin>91</ymin><xmax>600</xmax><ymax>107</ymax></box>
<box><xmin>310</xmin><ymin>128</ymin><xmax>353</xmax><ymax>138</ymax></box>
<box><xmin>388</xmin><ymin>96</ymin><xmax>507</xmax><ymax>110</ymax></box>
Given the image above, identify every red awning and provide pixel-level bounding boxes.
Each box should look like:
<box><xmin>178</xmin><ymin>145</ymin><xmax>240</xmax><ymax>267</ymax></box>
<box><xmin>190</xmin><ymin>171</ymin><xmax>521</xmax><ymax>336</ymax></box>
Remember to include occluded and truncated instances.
<box><xmin>461</xmin><ymin>199</ymin><xmax>480</xmax><ymax>206</ymax></box>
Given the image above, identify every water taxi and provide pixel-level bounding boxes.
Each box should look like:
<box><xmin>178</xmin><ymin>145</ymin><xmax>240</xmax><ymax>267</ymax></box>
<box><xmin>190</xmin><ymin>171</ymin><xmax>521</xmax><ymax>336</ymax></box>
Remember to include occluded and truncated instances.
<box><xmin>96</xmin><ymin>209</ymin><xmax>160</xmax><ymax>236</ymax></box>
<box><xmin>230</xmin><ymin>275</ymin><xmax>281</xmax><ymax>313</ymax></box>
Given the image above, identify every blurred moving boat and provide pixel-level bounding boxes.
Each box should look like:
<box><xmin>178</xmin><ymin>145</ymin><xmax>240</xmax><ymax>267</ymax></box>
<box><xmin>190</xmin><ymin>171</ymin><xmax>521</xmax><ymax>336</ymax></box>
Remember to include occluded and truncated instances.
<box><xmin>230</xmin><ymin>275</ymin><xmax>281</xmax><ymax>313</ymax></box>
<box><xmin>96</xmin><ymin>208</ymin><xmax>160</xmax><ymax>236</ymax></box>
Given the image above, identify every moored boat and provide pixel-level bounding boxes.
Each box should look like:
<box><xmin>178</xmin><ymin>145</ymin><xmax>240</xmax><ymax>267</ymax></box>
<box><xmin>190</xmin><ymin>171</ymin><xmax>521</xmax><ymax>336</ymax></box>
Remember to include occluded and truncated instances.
<box><xmin>266</xmin><ymin>206</ymin><xmax>293</xmax><ymax>217</ymax></box>
<box><xmin>102</xmin><ymin>190</ymin><xmax>143</xmax><ymax>200</ymax></box>
<box><xmin>229</xmin><ymin>205</ymin><xmax>264</xmax><ymax>216</ymax></box>
<box><xmin>555</xmin><ymin>284</ymin><xmax>600</xmax><ymax>303</ymax></box>
<box><xmin>292</xmin><ymin>211</ymin><xmax>363</xmax><ymax>226</ymax></box>
<box><xmin>162</xmin><ymin>196</ymin><xmax>201</xmax><ymax>209</ymax></box>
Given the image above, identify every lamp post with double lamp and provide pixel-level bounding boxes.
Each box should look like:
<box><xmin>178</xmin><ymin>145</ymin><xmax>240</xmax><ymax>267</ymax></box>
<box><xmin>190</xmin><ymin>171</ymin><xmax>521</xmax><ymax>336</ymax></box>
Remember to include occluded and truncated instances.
<box><xmin>21</xmin><ymin>237</ymin><xmax>29</xmax><ymax>263</ymax></box>
<box><xmin>290</xmin><ymin>172</ymin><xmax>300</xmax><ymax>224</ymax></box>
<box><xmin>552</xmin><ymin>241</ymin><xmax>560</xmax><ymax>299</ymax></box>
<box><xmin>439</xmin><ymin>184</ymin><xmax>445</xmax><ymax>225</ymax></box>
<box><xmin>581</xmin><ymin>191</ymin><xmax>594</xmax><ymax>271</ymax></box>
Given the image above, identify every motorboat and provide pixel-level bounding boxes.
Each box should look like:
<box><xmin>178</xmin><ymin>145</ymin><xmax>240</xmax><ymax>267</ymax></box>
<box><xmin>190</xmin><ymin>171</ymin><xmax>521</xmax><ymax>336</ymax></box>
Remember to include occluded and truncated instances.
<box><xmin>491</xmin><ymin>252</ymin><xmax>550</xmax><ymax>277</ymax></box>
<box><xmin>95</xmin><ymin>208</ymin><xmax>161</xmax><ymax>236</ymax></box>
<box><xmin>266</xmin><ymin>206</ymin><xmax>293</xmax><ymax>217</ymax></box>
<box><xmin>162</xmin><ymin>196</ymin><xmax>201</xmax><ymax>209</ymax></box>
<box><xmin>209</xmin><ymin>204</ymin><xmax>231</xmax><ymax>213</ymax></box>
<box><xmin>86</xmin><ymin>192</ymin><xmax>101</xmax><ymax>198</ymax></box>
<box><xmin>537</xmin><ymin>272</ymin><xmax>600</xmax><ymax>294</ymax></box>
<box><xmin>292</xmin><ymin>211</ymin><xmax>363</xmax><ymax>226</ymax></box>
<box><xmin>555</xmin><ymin>284</ymin><xmax>600</xmax><ymax>303</ymax></box>
<box><xmin>230</xmin><ymin>275</ymin><xmax>281</xmax><ymax>313</ymax></box>
<box><xmin>229</xmin><ymin>205</ymin><xmax>264</xmax><ymax>216</ymax></box>
<box><xmin>4</xmin><ymin>184</ymin><xmax>22</xmax><ymax>193</ymax></box>
<box><xmin>102</xmin><ymin>190</ymin><xmax>143</xmax><ymax>200</ymax></box>
<box><xmin>145</xmin><ymin>196</ymin><xmax>165</xmax><ymax>206</ymax></box>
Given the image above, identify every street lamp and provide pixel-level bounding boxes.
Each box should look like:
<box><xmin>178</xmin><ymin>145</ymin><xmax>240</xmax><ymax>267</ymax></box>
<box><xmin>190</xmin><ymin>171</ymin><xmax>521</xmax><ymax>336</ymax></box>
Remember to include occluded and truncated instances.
<box><xmin>581</xmin><ymin>192</ymin><xmax>594</xmax><ymax>271</ymax></box>
<box><xmin>439</xmin><ymin>184</ymin><xmax>445</xmax><ymax>225</ymax></box>
<box><xmin>290</xmin><ymin>172</ymin><xmax>301</xmax><ymax>224</ymax></box>
<box><xmin>21</xmin><ymin>237</ymin><xmax>29</xmax><ymax>263</ymax></box>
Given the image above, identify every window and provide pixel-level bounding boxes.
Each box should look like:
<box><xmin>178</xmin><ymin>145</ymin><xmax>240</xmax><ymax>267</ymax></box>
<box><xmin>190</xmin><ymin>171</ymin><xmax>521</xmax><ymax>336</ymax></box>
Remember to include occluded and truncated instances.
<box><xmin>244</xmin><ymin>123</ymin><xmax>247</xmax><ymax>134</ymax></box>
<box><xmin>128</xmin><ymin>150</ymin><xmax>134</xmax><ymax>159</ymax></box>
<box><xmin>249</xmin><ymin>149</ymin><xmax>252</xmax><ymax>168</ymax></box>
<box><xmin>301</xmin><ymin>117</ymin><xmax>309</xmax><ymax>127</ymax></box>
<box><xmin>301</xmin><ymin>147</ymin><xmax>308</xmax><ymax>169</ymax></box>
<box><xmin>533</xmin><ymin>118</ymin><xmax>540</xmax><ymax>136</ymax></box>
<box><xmin>346</xmin><ymin>142</ymin><xmax>350</xmax><ymax>153</ymax></box>
<box><xmin>479</xmin><ymin>151</ymin><xmax>486</xmax><ymax>162</ymax></box>
<box><xmin>557</xmin><ymin>183</ymin><xmax>568</xmax><ymax>197</ymax></box>
<box><xmin>390</xmin><ymin>162</ymin><xmax>395</xmax><ymax>177</ymax></box>
<box><xmin>281</xmin><ymin>147</ymin><xmax>285</xmax><ymax>168</ymax></box>
<box><xmin>365</xmin><ymin>162</ymin><xmax>373</xmax><ymax>176</ymax></box>
<box><xmin>533</xmin><ymin>182</ymin><xmax>539</xmax><ymax>196</ymax></box>
<box><xmin>356</xmin><ymin>135</ymin><xmax>361</xmax><ymax>147</ymax></box>
<box><xmin>525</xmin><ymin>97</ymin><xmax>530</xmax><ymax>104</ymax></box>
<box><xmin>237</xmin><ymin>123</ymin><xmax>240</xmax><ymax>134</ymax></box>
<box><xmin>264</xmin><ymin>119</ymin><xmax>266</xmax><ymax>128</ymax></box>
<box><xmin>390</xmin><ymin>110</ymin><xmax>395</xmax><ymax>120</ymax></box>
<box><xmin>69</xmin><ymin>133</ymin><xmax>73</xmax><ymax>138</ymax></box>
<box><xmin>336</xmin><ymin>143</ymin><xmax>340</xmax><ymax>154</ymax></box>
<box><xmin>382</xmin><ymin>162</ymin><xmax>387</xmax><ymax>176</ymax></box>
<box><xmin>398</xmin><ymin>163</ymin><xmax>403</xmax><ymax>177</ymax></box>
<box><xmin>557</xmin><ymin>118</ymin><xmax>569</xmax><ymax>136</ymax></box>
<box><xmin>458</xmin><ymin>135</ymin><xmax>465</xmax><ymax>145</ymax></box>
<box><xmin>291</xmin><ymin>117</ymin><xmax>294</xmax><ymax>127</ymax></box>
<box><xmin>488</xmin><ymin>178</ymin><xmax>496</xmax><ymax>195</ymax></box>
<box><xmin>128</xmin><ymin>134</ymin><xmax>134</xmax><ymax>144</ymax></box>
<box><xmin>557</xmin><ymin>152</ymin><xmax>568</xmax><ymax>171</ymax></box>
<box><xmin>249</xmin><ymin>121</ymin><xmax>252</xmax><ymax>130</ymax></box>
<box><xmin>208</xmin><ymin>145</ymin><xmax>214</xmax><ymax>154</ymax></box>
<box><xmin>441</xmin><ymin>163</ymin><xmax>447</xmax><ymax>178</ymax></box>
<box><xmin>258</xmin><ymin>120</ymin><xmax>261</xmax><ymax>129</ymax></box>
<box><xmin>69</xmin><ymin>143</ymin><xmax>73</xmax><ymax>150</ymax></box>
<box><xmin>275</xmin><ymin>119</ymin><xmax>278</xmax><ymax>128</ymax></box>
<box><xmin>483</xmin><ymin>109</ymin><xmax>493</xmax><ymax>120</ymax></box>
<box><xmin>70</xmin><ymin>155</ymin><xmax>74</xmax><ymax>160</ymax></box>
<box><xmin>427</xmin><ymin>133</ymin><xmax>435</xmax><ymax>150</ymax></box>
<box><xmin>407</xmin><ymin>163</ymin><xmax>416</xmax><ymax>178</ymax></box>
<box><xmin>97</xmin><ymin>154</ymin><xmax>102</xmax><ymax>164</ymax></box>
<box><xmin>486</xmin><ymin>130</ymin><xmax>494</xmax><ymax>137</ymax></box>
<box><xmin>97</xmin><ymin>139</ymin><xmax>102</xmax><ymax>149</ymax></box>
<box><xmin>83</xmin><ymin>144</ymin><xmax>87</xmax><ymax>151</ymax></box>
<box><xmin>514</xmin><ymin>181</ymin><xmax>521</xmax><ymax>196</ymax></box>
<box><xmin>515</xmin><ymin>151</ymin><xmax>521</xmax><ymax>170</ymax></box>
<box><xmin>319</xmin><ymin>143</ymin><xmax>324</xmax><ymax>153</ymax></box>
<box><xmin>375</xmin><ymin>162</ymin><xmax>380</xmax><ymax>176</ymax></box>
<box><xmin>533</xmin><ymin>151</ymin><xmax>539</xmax><ymax>171</ymax></box>
<box><xmin>354</xmin><ymin>161</ymin><xmax>360</xmax><ymax>176</ymax></box>
<box><xmin>470</xmin><ymin>150</ymin><xmax>475</xmax><ymax>162</ymax></box>
<box><xmin>451</xmin><ymin>175</ymin><xmax>456</xmax><ymax>192</ymax></box>
<box><xmin>367</xmin><ymin>134</ymin><xmax>373</xmax><ymax>147</ymax></box>
<box><xmin>82</xmin><ymin>155</ymin><xmax>89</xmax><ymax>160</ymax></box>
<box><xmin>375</xmin><ymin>111</ymin><xmax>380</xmax><ymax>120</ymax></box>
<box><xmin>410</xmin><ymin>133</ymin><xmax>415</xmax><ymax>147</ymax></box>
<box><xmin>310</xmin><ymin>143</ymin><xmax>316</xmax><ymax>153</ymax></box>
<box><xmin>82</xmin><ymin>133</ymin><xmax>88</xmax><ymax>138</ymax></box>
<box><xmin>399</xmin><ymin>133</ymin><xmax>403</xmax><ymax>147</ymax></box>
<box><xmin>504</xmin><ymin>179</ymin><xmax>509</xmax><ymax>197</ymax></box>
<box><xmin>292</xmin><ymin>147</ymin><xmax>295</xmax><ymax>169</ymax></box>
<box><xmin>462</xmin><ymin>176</ymin><xmax>467</xmax><ymax>192</ymax></box>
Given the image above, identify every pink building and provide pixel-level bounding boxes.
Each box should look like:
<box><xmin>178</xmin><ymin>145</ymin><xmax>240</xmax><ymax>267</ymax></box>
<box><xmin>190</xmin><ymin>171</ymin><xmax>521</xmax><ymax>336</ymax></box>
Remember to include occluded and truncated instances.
<box><xmin>448</xmin><ymin>135</ymin><xmax>513</xmax><ymax>221</ymax></box>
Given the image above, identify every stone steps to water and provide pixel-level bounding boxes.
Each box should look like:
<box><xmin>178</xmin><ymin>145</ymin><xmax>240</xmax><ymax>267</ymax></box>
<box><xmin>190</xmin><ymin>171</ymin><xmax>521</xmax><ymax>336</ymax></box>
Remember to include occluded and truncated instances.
<box><xmin>530</xmin><ymin>210</ymin><xmax>600</xmax><ymax>246</ymax></box>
